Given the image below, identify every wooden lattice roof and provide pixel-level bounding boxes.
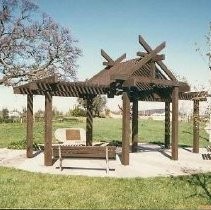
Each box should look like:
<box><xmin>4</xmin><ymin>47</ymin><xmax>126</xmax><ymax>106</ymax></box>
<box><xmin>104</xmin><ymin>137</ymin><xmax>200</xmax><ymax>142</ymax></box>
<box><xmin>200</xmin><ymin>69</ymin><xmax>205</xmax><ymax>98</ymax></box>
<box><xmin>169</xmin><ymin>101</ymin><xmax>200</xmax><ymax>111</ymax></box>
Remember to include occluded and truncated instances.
<box><xmin>88</xmin><ymin>59</ymin><xmax>166</xmax><ymax>86</ymax></box>
<box><xmin>87</xmin><ymin>36</ymin><xmax>194</xmax><ymax>101</ymax></box>
<box><xmin>13</xmin><ymin>76</ymin><xmax>109</xmax><ymax>98</ymax></box>
<box><xmin>13</xmin><ymin>35</ymin><xmax>209</xmax><ymax>102</ymax></box>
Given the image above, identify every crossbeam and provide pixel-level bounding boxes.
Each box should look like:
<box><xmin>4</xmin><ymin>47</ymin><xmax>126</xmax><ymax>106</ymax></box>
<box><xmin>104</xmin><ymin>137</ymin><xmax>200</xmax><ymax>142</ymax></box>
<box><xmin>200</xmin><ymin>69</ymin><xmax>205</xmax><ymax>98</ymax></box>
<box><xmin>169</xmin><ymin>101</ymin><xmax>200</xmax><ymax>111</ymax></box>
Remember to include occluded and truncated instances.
<box><xmin>122</xmin><ymin>76</ymin><xmax>178</xmax><ymax>87</ymax></box>
<box><xmin>139</xmin><ymin>35</ymin><xmax>177</xmax><ymax>81</ymax></box>
<box><xmin>111</xmin><ymin>42</ymin><xmax>165</xmax><ymax>80</ymax></box>
<box><xmin>137</xmin><ymin>52</ymin><xmax>165</xmax><ymax>61</ymax></box>
<box><xmin>101</xmin><ymin>49</ymin><xmax>126</xmax><ymax>67</ymax></box>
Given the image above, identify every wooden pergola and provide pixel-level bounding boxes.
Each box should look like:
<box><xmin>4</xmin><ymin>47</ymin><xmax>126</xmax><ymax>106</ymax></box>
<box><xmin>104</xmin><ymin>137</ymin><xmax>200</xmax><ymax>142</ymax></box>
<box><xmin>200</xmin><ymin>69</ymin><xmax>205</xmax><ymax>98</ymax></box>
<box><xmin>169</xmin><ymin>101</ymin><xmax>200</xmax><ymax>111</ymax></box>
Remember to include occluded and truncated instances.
<box><xmin>13</xmin><ymin>35</ymin><xmax>208</xmax><ymax>166</ymax></box>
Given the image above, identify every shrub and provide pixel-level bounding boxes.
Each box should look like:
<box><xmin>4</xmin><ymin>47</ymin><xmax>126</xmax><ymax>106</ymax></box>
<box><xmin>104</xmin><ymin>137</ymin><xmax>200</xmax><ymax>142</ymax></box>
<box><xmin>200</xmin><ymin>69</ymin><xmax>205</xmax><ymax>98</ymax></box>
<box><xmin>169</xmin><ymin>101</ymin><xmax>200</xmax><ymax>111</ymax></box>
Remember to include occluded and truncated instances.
<box><xmin>109</xmin><ymin>140</ymin><xmax>122</xmax><ymax>146</ymax></box>
<box><xmin>8</xmin><ymin>139</ymin><xmax>40</xmax><ymax>150</ymax></box>
<box><xmin>70</xmin><ymin>106</ymin><xmax>86</xmax><ymax>117</ymax></box>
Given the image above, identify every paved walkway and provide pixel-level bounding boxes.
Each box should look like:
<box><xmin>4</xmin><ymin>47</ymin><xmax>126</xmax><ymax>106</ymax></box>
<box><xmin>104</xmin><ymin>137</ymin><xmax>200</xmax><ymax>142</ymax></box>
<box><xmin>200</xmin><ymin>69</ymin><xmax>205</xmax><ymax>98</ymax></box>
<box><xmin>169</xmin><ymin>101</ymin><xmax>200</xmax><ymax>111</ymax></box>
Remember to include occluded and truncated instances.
<box><xmin>0</xmin><ymin>143</ymin><xmax>210</xmax><ymax>178</ymax></box>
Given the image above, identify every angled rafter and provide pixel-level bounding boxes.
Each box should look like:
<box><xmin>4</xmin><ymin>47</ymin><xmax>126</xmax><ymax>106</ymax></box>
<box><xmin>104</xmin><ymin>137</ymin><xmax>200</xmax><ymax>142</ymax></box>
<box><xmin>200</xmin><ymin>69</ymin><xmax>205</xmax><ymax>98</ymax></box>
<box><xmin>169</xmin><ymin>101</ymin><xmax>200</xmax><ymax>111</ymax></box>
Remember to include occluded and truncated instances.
<box><xmin>111</xmin><ymin>42</ymin><xmax>165</xmax><ymax>80</ymax></box>
<box><xmin>115</xmin><ymin>53</ymin><xmax>126</xmax><ymax>63</ymax></box>
<box><xmin>139</xmin><ymin>35</ymin><xmax>177</xmax><ymax>81</ymax></box>
<box><xmin>101</xmin><ymin>49</ymin><xmax>126</xmax><ymax>67</ymax></box>
<box><xmin>101</xmin><ymin>49</ymin><xmax>114</xmax><ymax>64</ymax></box>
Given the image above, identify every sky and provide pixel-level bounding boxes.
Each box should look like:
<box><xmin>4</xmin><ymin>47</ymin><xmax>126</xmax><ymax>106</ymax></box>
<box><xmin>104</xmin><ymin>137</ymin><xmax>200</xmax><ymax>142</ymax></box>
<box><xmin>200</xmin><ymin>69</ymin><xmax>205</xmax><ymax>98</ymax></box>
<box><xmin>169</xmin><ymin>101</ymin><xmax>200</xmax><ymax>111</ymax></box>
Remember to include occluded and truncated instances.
<box><xmin>1</xmin><ymin>0</ymin><xmax>211</xmax><ymax>113</ymax></box>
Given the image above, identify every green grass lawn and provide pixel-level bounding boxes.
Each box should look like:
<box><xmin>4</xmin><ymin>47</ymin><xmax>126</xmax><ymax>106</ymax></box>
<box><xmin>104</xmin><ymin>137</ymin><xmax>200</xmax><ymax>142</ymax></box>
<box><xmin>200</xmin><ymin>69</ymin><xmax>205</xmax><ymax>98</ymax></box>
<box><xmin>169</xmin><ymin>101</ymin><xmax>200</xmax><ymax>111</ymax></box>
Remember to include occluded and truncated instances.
<box><xmin>0</xmin><ymin>119</ymin><xmax>211</xmax><ymax>209</ymax></box>
<box><xmin>0</xmin><ymin>166</ymin><xmax>211</xmax><ymax>209</ymax></box>
<box><xmin>0</xmin><ymin>118</ymin><xmax>210</xmax><ymax>148</ymax></box>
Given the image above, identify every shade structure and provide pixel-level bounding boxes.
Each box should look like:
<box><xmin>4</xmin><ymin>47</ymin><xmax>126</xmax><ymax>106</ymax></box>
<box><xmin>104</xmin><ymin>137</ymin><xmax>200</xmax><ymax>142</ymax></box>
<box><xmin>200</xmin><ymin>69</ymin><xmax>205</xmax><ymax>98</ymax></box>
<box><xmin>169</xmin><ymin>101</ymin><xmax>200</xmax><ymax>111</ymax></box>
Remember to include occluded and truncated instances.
<box><xmin>13</xmin><ymin>35</ymin><xmax>209</xmax><ymax>166</ymax></box>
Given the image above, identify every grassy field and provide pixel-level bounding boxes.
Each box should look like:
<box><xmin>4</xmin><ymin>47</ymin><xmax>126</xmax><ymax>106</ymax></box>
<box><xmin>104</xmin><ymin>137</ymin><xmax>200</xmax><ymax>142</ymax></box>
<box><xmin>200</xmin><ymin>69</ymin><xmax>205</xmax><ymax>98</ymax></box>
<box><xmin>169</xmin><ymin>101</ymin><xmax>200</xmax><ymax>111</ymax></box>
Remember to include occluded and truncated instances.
<box><xmin>0</xmin><ymin>119</ymin><xmax>211</xmax><ymax>209</ymax></box>
<box><xmin>0</xmin><ymin>166</ymin><xmax>211</xmax><ymax>209</ymax></box>
<box><xmin>0</xmin><ymin>117</ymin><xmax>210</xmax><ymax>148</ymax></box>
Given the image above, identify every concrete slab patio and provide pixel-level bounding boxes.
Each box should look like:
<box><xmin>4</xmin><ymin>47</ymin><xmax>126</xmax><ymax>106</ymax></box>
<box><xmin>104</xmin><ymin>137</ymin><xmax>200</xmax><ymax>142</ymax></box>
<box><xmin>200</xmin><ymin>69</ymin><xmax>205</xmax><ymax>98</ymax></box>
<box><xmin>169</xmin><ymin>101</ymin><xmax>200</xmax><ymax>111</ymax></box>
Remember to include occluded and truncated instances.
<box><xmin>0</xmin><ymin>143</ymin><xmax>210</xmax><ymax>178</ymax></box>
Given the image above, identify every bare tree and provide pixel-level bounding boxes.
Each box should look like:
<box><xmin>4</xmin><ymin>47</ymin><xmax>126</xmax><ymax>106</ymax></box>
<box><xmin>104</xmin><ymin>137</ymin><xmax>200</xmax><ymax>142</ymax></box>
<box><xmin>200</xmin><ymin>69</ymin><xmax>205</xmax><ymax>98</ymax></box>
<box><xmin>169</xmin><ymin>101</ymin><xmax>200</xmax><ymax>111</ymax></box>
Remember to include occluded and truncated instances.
<box><xmin>0</xmin><ymin>0</ymin><xmax>81</xmax><ymax>86</ymax></box>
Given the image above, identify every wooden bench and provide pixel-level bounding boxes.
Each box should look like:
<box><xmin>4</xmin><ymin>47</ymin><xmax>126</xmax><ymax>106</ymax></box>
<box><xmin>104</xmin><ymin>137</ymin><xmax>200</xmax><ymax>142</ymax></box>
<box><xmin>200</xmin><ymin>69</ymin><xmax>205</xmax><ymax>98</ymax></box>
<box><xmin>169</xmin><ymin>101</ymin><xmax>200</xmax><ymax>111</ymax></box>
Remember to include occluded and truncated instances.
<box><xmin>52</xmin><ymin>145</ymin><xmax>116</xmax><ymax>173</ymax></box>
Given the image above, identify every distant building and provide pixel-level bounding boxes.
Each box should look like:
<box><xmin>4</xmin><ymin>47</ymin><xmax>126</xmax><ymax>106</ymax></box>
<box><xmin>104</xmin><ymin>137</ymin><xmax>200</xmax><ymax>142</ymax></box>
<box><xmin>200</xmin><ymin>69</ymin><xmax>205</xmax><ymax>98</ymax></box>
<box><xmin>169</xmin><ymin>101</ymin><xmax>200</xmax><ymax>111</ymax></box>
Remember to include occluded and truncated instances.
<box><xmin>8</xmin><ymin>111</ymin><xmax>21</xmax><ymax>118</ymax></box>
<box><xmin>139</xmin><ymin>109</ymin><xmax>165</xmax><ymax>116</ymax></box>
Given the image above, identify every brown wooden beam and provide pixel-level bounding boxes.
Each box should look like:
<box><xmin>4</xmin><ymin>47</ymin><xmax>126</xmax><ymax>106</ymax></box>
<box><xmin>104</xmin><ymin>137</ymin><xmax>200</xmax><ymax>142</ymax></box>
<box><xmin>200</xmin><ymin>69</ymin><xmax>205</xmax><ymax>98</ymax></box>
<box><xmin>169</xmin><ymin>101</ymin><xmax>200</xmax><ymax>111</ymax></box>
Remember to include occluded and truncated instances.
<box><xmin>103</xmin><ymin>61</ymin><xmax>115</xmax><ymax>67</ymax></box>
<box><xmin>132</xmin><ymin>98</ymin><xmax>138</xmax><ymax>152</ymax></box>
<box><xmin>193</xmin><ymin>100</ymin><xmax>199</xmax><ymax>153</ymax></box>
<box><xmin>137</xmin><ymin>52</ymin><xmax>165</xmax><ymax>61</ymax></box>
<box><xmin>44</xmin><ymin>93</ymin><xmax>53</xmax><ymax>166</ymax></box>
<box><xmin>13</xmin><ymin>75</ymin><xmax>59</xmax><ymax>93</ymax></box>
<box><xmin>122</xmin><ymin>91</ymin><xmax>130</xmax><ymax>165</ymax></box>
<box><xmin>122</xmin><ymin>76</ymin><xmax>179</xmax><ymax>87</ymax></box>
<box><xmin>115</xmin><ymin>53</ymin><xmax>126</xmax><ymax>63</ymax></box>
<box><xmin>86</xmin><ymin>97</ymin><xmax>93</xmax><ymax>146</ymax></box>
<box><xmin>101</xmin><ymin>49</ymin><xmax>114</xmax><ymax>63</ymax></box>
<box><xmin>26</xmin><ymin>94</ymin><xmax>33</xmax><ymax>158</ymax></box>
<box><xmin>164</xmin><ymin>101</ymin><xmax>170</xmax><ymax>149</ymax></box>
<box><xmin>172</xmin><ymin>86</ymin><xmax>179</xmax><ymax>160</ymax></box>
<box><xmin>179</xmin><ymin>91</ymin><xmax>208</xmax><ymax>101</ymax></box>
<box><xmin>138</xmin><ymin>35</ymin><xmax>177</xmax><ymax>81</ymax></box>
<box><xmin>111</xmin><ymin>42</ymin><xmax>165</xmax><ymax>80</ymax></box>
<box><xmin>102</xmin><ymin>52</ymin><xmax>126</xmax><ymax>67</ymax></box>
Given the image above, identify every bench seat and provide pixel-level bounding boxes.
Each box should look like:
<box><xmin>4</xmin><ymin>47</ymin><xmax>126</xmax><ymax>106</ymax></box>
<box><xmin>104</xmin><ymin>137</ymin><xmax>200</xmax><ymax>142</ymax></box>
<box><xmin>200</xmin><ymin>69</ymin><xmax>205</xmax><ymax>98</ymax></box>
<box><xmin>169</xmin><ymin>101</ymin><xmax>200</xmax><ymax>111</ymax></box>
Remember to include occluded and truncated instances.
<box><xmin>52</xmin><ymin>145</ymin><xmax>116</xmax><ymax>173</ymax></box>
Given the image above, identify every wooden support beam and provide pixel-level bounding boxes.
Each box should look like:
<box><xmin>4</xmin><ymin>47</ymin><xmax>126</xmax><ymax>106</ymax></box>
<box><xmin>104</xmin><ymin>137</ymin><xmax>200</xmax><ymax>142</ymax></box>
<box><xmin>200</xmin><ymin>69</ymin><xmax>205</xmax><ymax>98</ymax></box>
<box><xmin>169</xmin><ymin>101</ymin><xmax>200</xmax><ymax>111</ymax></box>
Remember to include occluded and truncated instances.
<box><xmin>138</xmin><ymin>35</ymin><xmax>177</xmax><ymax>81</ymax></box>
<box><xmin>171</xmin><ymin>86</ymin><xmax>179</xmax><ymax>160</ymax></box>
<box><xmin>101</xmin><ymin>49</ymin><xmax>114</xmax><ymax>63</ymax></box>
<box><xmin>101</xmin><ymin>50</ymin><xmax>126</xmax><ymax>67</ymax></box>
<box><xmin>115</xmin><ymin>53</ymin><xmax>126</xmax><ymax>63</ymax></box>
<box><xmin>44</xmin><ymin>94</ymin><xmax>53</xmax><ymax>166</ymax></box>
<box><xmin>164</xmin><ymin>101</ymin><xmax>170</xmax><ymax>149</ymax></box>
<box><xmin>122</xmin><ymin>91</ymin><xmax>130</xmax><ymax>165</ymax></box>
<box><xmin>122</xmin><ymin>76</ymin><xmax>179</xmax><ymax>87</ymax></box>
<box><xmin>111</xmin><ymin>42</ymin><xmax>165</xmax><ymax>80</ymax></box>
<box><xmin>86</xmin><ymin>97</ymin><xmax>93</xmax><ymax>146</ymax></box>
<box><xmin>179</xmin><ymin>91</ymin><xmax>208</xmax><ymax>100</ymax></box>
<box><xmin>137</xmin><ymin>52</ymin><xmax>165</xmax><ymax>61</ymax></box>
<box><xmin>26</xmin><ymin>94</ymin><xmax>33</xmax><ymax>158</ymax></box>
<box><xmin>13</xmin><ymin>75</ymin><xmax>59</xmax><ymax>93</ymax></box>
<box><xmin>103</xmin><ymin>61</ymin><xmax>115</xmax><ymax>67</ymax></box>
<box><xmin>132</xmin><ymin>98</ymin><xmax>138</xmax><ymax>152</ymax></box>
<box><xmin>193</xmin><ymin>100</ymin><xmax>199</xmax><ymax>153</ymax></box>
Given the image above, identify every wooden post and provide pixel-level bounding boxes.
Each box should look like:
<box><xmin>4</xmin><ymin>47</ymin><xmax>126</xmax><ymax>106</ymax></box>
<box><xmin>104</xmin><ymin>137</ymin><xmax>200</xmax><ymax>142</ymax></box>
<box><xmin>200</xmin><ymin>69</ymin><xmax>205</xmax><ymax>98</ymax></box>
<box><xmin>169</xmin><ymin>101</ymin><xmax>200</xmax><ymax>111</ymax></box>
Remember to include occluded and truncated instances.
<box><xmin>193</xmin><ymin>99</ymin><xmax>199</xmax><ymax>153</ymax></box>
<box><xmin>164</xmin><ymin>101</ymin><xmax>170</xmax><ymax>149</ymax></box>
<box><xmin>86</xmin><ymin>97</ymin><xmax>93</xmax><ymax>146</ymax></box>
<box><xmin>26</xmin><ymin>94</ymin><xmax>33</xmax><ymax>158</ymax></box>
<box><xmin>122</xmin><ymin>91</ymin><xmax>130</xmax><ymax>165</ymax></box>
<box><xmin>132</xmin><ymin>98</ymin><xmax>138</xmax><ymax>152</ymax></box>
<box><xmin>172</xmin><ymin>86</ymin><xmax>179</xmax><ymax>160</ymax></box>
<box><xmin>44</xmin><ymin>94</ymin><xmax>53</xmax><ymax>166</ymax></box>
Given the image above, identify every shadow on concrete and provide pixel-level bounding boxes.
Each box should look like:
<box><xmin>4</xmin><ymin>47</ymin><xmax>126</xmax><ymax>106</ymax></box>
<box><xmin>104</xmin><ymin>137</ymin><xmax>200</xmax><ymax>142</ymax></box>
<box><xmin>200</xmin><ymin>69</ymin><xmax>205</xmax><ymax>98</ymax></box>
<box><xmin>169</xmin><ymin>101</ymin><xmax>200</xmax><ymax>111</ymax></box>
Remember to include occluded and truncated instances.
<box><xmin>159</xmin><ymin>150</ymin><xmax>172</xmax><ymax>159</ymax></box>
<box><xmin>135</xmin><ymin>142</ymin><xmax>172</xmax><ymax>160</ymax></box>
<box><xmin>32</xmin><ymin>150</ymin><xmax>42</xmax><ymax>158</ymax></box>
<box><xmin>150</xmin><ymin>141</ymin><xmax>194</xmax><ymax>153</ymax></box>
